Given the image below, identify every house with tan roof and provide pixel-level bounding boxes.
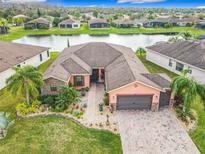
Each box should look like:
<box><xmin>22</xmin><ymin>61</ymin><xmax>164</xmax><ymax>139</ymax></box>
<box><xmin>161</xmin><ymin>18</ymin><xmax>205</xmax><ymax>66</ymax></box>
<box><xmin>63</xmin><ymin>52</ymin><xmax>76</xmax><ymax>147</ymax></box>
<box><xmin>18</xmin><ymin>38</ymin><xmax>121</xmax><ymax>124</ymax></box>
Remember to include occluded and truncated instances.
<box><xmin>0</xmin><ymin>41</ymin><xmax>50</xmax><ymax>89</ymax></box>
<box><xmin>42</xmin><ymin>42</ymin><xmax>171</xmax><ymax>111</ymax></box>
<box><xmin>58</xmin><ymin>19</ymin><xmax>80</xmax><ymax>29</ymax></box>
<box><xmin>88</xmin><ymin>18</ymin><xmax>110</xmax><ymax>29</ymax></box>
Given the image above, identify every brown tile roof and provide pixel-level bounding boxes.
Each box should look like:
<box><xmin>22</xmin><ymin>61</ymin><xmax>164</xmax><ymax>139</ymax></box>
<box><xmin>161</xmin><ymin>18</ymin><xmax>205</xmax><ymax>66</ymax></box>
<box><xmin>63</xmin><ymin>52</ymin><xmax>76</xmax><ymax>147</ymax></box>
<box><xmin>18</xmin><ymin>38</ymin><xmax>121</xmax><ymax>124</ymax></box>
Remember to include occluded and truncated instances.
<box><xmin>88</xmin><ymin>18</ymin><xmax>108</xmax><ymax>24</ymax></box>
<box><xmin>44</xmin><ymin>42</ymin><xmax>168</xmax><ymax>91</ymax></box>
<box><xmin>0</xmin><ymin>41</ymin><xmax>49</xmax><ymax>72</ymax></box>
<box><xmin>59</xmin><ymin>19</ymin><xmax>80</xmax><ymax>25</ymax></box>
<box><xmin>147</xmin><ymin>41</ymin><xmax>205</xmax><ymax>70</ymax></box>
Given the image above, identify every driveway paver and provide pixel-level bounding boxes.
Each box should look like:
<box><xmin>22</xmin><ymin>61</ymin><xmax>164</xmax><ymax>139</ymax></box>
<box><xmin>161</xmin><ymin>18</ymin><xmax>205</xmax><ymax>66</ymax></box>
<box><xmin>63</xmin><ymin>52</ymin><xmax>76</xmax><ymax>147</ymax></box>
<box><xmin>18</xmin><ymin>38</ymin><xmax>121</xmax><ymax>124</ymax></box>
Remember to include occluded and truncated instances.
<box><xmin>117</xmin><ymin>109</ymin><xmax>200</xmax><ymax>154</ymax></box>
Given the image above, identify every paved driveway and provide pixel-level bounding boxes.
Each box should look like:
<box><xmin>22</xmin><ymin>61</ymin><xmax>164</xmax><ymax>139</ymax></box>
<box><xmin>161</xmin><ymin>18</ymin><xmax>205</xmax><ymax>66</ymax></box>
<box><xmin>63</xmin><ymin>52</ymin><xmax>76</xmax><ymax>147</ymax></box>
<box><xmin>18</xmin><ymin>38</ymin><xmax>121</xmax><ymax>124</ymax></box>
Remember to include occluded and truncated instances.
<box><xmin>117</xmin><ymin>109</ymin><xmax>200</xmax><ymax>154</ymax></box>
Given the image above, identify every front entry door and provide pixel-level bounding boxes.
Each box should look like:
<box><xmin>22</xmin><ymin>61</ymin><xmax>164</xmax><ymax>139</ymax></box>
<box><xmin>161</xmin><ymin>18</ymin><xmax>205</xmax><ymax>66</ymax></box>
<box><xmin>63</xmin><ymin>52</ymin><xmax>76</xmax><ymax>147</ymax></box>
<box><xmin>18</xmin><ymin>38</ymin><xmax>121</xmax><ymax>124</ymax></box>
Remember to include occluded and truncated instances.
<box><xmin>92</xmin><ymin>69</ymin><xmax>99</xmax><ymax>82</ymax></box>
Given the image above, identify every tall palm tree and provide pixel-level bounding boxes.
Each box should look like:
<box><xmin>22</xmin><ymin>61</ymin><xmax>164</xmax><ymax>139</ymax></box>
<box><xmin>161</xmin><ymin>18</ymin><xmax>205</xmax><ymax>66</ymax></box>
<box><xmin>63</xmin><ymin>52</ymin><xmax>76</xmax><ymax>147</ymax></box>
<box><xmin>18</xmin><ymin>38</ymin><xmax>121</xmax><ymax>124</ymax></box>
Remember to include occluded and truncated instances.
<box><xmin>6</xmin><ymin>66</ymin><xmax>44</xmax><ymax>107</ymax></box>
<box><xmin>171</xmin><ymin>70</ymin><xmax>205</xmax><ymax>116</ymax></box>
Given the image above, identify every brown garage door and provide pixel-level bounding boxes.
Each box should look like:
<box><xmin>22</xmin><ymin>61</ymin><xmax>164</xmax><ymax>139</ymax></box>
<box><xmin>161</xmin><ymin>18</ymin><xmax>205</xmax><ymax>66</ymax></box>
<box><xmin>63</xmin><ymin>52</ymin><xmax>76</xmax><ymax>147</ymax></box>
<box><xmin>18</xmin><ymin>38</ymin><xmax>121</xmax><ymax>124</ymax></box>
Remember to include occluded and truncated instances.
<box><xmin>117</xmin><ymin>95</ymin><xmax>152</xmax><ymax>110</ymax></box>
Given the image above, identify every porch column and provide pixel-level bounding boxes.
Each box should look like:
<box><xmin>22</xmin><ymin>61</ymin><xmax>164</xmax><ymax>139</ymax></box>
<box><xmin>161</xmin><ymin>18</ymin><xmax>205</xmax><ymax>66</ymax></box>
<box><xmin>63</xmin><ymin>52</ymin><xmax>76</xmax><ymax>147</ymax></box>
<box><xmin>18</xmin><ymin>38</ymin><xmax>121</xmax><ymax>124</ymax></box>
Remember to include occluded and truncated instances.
<box><xmin>98</xmin><ymin>68</ymin><xmax>102</xmax><ymax>82</ymax></box>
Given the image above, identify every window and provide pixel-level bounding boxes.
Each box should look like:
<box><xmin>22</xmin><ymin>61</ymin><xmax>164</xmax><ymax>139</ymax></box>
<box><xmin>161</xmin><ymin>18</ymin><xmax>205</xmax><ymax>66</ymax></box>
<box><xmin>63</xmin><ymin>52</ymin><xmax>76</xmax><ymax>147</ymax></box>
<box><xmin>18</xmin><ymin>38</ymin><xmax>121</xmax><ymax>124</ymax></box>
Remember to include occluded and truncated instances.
<box><xmin>73</xmin><ymin>24</ymin><xmax>78</xmax><ymax>27</ymax></box>
<box><xmin>169</xmin><ymin>59</ymin><xmax>173</xmax><ymax>67</ymax></box>
<box><xmin>47</xmin><ymin>50</ymin><xmax>50</xmax><ymax>58</ymax></box>
<box><xmin>175</xmin><ymin>62</ymin><xmax>184</xmax><ymax>72</ymax></box>
<box><xmin>50</xmin><ymin>86</ymin><xmax>57</xmax><ymax>91</ymax></box>
<box><xmin>74</xmin><ymin>76</ymin><xmax>84</xmax><ymax>86</ymax></box>
<box><xmin>39</xmin><ymin>54</ymin><xmax>43</xmax><ymax>62</ymax></box>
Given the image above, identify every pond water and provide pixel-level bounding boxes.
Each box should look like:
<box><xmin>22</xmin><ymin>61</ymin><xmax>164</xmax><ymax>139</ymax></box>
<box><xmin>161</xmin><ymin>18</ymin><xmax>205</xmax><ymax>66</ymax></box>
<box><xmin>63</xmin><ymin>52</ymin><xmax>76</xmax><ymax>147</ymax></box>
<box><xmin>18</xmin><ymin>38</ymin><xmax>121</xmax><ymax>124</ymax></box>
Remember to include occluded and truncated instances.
<box><xmin>13</xmin><ymin>34</ymin><xmax>173</xmax><ymax>51</ymax></box>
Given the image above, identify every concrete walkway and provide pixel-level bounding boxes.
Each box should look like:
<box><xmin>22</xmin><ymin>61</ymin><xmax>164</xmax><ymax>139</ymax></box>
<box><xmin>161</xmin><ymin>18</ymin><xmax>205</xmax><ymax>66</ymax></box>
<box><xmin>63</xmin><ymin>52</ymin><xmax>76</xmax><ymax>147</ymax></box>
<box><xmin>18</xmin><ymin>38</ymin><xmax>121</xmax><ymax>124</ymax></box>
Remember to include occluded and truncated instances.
<box><xmin>83</xmin><ymin>83</ymin><xmax>115</xmax><ymax>123</ymax></box>
<box><xmin>117</xmin><ymin>109</ymin><xmax>200</xmax><ymax>154</ymax></box>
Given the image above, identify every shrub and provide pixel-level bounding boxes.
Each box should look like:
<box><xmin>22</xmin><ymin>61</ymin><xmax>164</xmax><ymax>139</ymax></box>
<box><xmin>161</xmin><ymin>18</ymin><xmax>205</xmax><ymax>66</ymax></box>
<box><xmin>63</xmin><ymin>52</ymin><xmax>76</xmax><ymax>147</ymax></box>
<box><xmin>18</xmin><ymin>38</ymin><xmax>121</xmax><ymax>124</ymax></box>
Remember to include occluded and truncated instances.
<box><xmin>16</xmin><ymin>100</ymin><xmax>41</xmax><ymax>115</ymax></box>
<box><xmin>53</xmin><ymin>86</ymin><xmax>81</xmax><ymax>112</ymax></box>
<box><xmin>72</xmin><ymin>109</ymin><xmax>83</xmax><ymax>119</ymax></box>
<box><xmin>103</xmin><ymin>93</ymin><xmax>109</xmax><ymax>106</ymax></box>
<box><xmin>38</xmin><ymin>95</ymin><xmax>58</xmax><ymax>107</ymax></box>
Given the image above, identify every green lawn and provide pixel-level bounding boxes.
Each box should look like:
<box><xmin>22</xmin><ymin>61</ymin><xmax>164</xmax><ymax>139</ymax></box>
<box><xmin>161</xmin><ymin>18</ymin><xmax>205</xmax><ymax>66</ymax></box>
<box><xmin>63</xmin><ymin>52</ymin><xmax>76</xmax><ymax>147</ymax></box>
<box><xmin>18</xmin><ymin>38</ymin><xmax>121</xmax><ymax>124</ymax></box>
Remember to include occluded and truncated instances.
<box><xmin>139</xmin><ymin>56</ymin><xmax>205</xmax><ymax>154</ymax></box>
<box><xmin>139</xmin><ymin>56</ymin><xmax>178</xmax><ymax>79</ymax></box>
<box><xmin>38</xmin><ymin>52</ymin><xmax>60</xmax><ymax>73</ymax></box>
<box><xmin>0</xmin><ymin>25</ymin><xmax>205</xmax><ymax>41</ymax></box>
<box><xmin>0</xmin><ymin>116</ymin><xmax>122</xmax><ymax>154</ymax></box>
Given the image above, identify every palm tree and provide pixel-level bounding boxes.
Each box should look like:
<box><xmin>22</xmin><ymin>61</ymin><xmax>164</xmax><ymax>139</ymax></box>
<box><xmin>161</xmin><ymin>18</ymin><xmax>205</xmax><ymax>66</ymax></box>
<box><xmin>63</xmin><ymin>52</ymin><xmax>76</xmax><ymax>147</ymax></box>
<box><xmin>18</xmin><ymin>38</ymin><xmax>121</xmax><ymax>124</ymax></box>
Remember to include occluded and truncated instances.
<box><xmin>136</xmin><ymin>47</ymin><xmax>146</xmax><ymax>57</ymax></box>
<box><xmin>6</xmin><ymin>66</ymin><xmax>44</xmax><ymax>107</ymax></box>
<box><xmin>171</xmin><ymin>70</ymin><xmax>205</xmax><ymax>116</ymax></box>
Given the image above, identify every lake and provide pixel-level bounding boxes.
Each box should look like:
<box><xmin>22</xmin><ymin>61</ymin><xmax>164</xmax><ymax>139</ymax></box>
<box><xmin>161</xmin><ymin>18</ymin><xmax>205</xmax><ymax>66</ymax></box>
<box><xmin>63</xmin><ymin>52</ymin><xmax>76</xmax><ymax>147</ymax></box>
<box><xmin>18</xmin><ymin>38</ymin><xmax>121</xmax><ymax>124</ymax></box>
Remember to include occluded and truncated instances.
<box><xmin>13</xmin><ymin>34</ymin><xmax>173</xmax><ymax>51</ymax></box>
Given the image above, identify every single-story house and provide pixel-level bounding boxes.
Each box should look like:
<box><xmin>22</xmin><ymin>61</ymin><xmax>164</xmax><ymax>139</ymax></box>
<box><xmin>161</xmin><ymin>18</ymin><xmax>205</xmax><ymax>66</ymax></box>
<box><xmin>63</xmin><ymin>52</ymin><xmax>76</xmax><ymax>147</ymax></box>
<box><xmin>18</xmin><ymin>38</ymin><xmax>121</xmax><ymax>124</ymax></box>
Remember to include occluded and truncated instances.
<box><xmin>88</xmin><ymin>18</ymin><xmax>110</xmax><ymax>29</ymax></box>
<box><xmin>42</xmin><ymin>42</ymin><xmax>171</xmax><ymax>111</ymax></box>
<box><xmin>0</xmin><ymin>26</ymin><xmax>8</xmax><ymax>34</ymax></box>
<box><xmin>173</xmin><ymin>18</ymin><xmax>196</xmax><ymax>27</ymax></box>
<box><xmin>24</xmin><ymin>17</ymin><xmax>52</xmax><ymax>29</ymax></box>
<box><xmin>0</xmin><ymin>41</ymin><xmax>50</xmax><ymax>90</ymax></box>
<box><xmin>58</xmin><ymin>19</ymin><xmax>80</xmax><ymax>29</ymax></box>
<box><xmin>113</xmin><ymin>19</ymin><xmax>134</xmax><ymax>28</ymax></box>
<box><xmin>146</xmin><ymin>41</ymin><xmax>205</xmax><ymax>84</ymax></box>
<box><xmin>195</xmin><ymin>22</ymin><xmax>205</xmax><ymax>29</ymax></box>
<box><xmin>143</xmin><ymin>18</ymin><xmax>169</xmax><ymax>28</ymax></box>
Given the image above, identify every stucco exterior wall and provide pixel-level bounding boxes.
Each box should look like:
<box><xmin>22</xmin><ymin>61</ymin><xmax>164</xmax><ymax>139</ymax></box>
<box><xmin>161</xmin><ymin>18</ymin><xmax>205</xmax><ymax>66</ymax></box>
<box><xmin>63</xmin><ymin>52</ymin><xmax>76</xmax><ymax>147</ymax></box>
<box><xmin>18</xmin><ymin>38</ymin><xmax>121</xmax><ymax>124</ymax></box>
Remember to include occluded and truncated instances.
<box><xmin>146</xmin><ymin>50</ymin><xmax>205</xmax><ymax>84</ymax></box>
<box><xmin>0</xmin><ymin>50</ymin><xmax>50</xmax><ymax>90</ymax></box>
<box><xmin>108</xmin><ymin>81</ymin><xmax>161</xmax><ymax>110</ymax></box>
<box><xmin>69</xmin><ymin>75</ymin><xmax>90</xmax><ymax>90</ymax></box>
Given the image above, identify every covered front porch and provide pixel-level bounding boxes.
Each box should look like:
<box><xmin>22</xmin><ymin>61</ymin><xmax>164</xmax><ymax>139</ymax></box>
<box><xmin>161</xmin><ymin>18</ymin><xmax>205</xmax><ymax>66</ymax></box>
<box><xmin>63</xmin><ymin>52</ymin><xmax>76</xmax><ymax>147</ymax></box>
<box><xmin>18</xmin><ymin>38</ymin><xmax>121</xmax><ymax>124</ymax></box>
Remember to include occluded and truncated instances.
<box><xmin>91</xmin><ymin>68</ymin><xmax>105</xmax><ymax>83</ymax></box>
<box><xmin>68</xmin><ymin>68</ymin><xmax>105</xmax><ymax>90</ymax></box>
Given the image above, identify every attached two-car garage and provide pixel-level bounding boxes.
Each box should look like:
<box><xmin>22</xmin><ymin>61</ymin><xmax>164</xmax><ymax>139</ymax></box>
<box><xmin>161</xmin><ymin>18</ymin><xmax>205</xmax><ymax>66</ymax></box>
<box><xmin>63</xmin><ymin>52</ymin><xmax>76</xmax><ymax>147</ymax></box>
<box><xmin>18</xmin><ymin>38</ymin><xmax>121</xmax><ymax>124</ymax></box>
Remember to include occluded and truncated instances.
<box><xmin>116</xmin><ymin>95</ymin><xmax>153</xmax><ymax>110</ymax></box>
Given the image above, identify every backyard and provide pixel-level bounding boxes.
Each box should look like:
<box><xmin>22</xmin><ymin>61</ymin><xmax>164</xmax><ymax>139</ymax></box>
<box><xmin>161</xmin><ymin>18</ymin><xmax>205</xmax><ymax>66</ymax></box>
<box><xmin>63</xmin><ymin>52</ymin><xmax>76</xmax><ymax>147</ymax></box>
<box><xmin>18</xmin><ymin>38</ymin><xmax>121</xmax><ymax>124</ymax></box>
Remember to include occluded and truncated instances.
<box><xmin>139</xmin><ymin>56</ymin><xmax>205</xmax><ymax>154</ymax></box>
<box><xmin>0</xmin><ymin>24</ymin><xmax>205</xmax><ymax>41</ymax></box>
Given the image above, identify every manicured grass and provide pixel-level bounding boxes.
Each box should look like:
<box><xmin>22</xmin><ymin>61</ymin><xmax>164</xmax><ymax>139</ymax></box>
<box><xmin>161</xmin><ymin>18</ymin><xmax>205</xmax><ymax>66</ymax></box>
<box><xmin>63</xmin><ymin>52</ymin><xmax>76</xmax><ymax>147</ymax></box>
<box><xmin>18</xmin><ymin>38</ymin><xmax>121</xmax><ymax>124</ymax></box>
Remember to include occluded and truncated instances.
<box><xmin>139</xmin><ymin>56</ymin><xmax>205</xmax><ymax>154</ymax></box>
<box><xmin>38</xmin><ymin>52</ymin><xmax>60</xmax><ymax>73</ymax></box>
<box><xmin>138</xmin><ymin>56</ymin><xmax>178</xmax><ymax>79</ymax></box>
<box><xmin>0</xmin><ymin>25</ymin><xmax>205</xmax><ymax>41</ymax></box>
<box><xmin>190</xmin><ymin>101</ymin><xmax>205</xmax><ymax>154</ymax></box>
<box><xmin>0</xmin><ymin>116</ymin><xmax>122</xmax><ymax>154</ymax></box>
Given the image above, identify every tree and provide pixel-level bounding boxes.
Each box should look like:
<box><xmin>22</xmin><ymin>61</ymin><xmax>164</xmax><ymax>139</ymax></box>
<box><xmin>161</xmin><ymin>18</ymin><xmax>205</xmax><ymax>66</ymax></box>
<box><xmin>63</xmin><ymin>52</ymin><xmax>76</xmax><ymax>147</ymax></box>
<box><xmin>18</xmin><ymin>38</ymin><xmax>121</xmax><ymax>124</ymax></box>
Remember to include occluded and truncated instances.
<box><xmin>6</xmin><ymin>66</ymin><xmax>44</xmax><ymax>107</ymax></box>
<box><xmin>0</xmin><ymin>18</ymin><xmax>8</xmax><ymax>26</ymax></box>
<box><xmin>55</xmin><ymin>86</ymin><xmax>80</xmax><ymax>111</ymax></box>
<box><xmin>93</xmin><ymin>10</ymin><xmax>98</xmax><ymax>18</ymax></box>
<box><xmin>180</xmin><ymin>32</ymin><xmax>193</xmax><ymax>40</ymax></box>
<box><xmin>171</xmin><ymin>70</ymin><xmax>205</xmax><ymax>116</ymax></box>
<box><xmin>53</xmin><ymin>17</ymin><xmax>60</xmax><ymax>27</ymax></box>
<box><xmin>136</xmin><ymin>47</ymin><xmax>146</xmax><ymax>57</ymax></box>
<box><xmin>37</xmin><ymin>8</ymin><xmax>41</xmax><ymax>17</ymax></box>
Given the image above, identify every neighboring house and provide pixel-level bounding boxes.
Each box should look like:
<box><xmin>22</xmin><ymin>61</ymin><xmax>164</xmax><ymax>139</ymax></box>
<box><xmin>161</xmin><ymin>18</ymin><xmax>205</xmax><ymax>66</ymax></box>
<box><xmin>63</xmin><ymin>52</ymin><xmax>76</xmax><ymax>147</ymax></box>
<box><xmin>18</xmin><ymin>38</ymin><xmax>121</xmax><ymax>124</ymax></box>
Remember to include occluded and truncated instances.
<box><xmin>133</xmin><ymin>19</ymin><xmax>146</xmax><ymax>27</ymax></box>
<box><xmin>143</xmin><ymin>18</ymin><xmax>170</xmax><ymax>28</ymax></box>
<box><xmin>195</xmin><ymin>22</ymin><xmax>205</xmax><ymax>29</ymax></box>
<box><xmin>173</xmin><ymin>18</ymin><xmax>196</xmax><ymax>27</ymax></box>
<box><xmin>58</xmin><ymin>19</ymin><xmax>80</xmax><ymax>29</ymax></box>
<box><xmin>42</xmin><ymin>42</ymin><xmax>171</xmax><ymax>111</ymax></box>
<box><xmin>143</xmin><ymin>17</ymin><xmax>196</xmax><ymax>28</ymax></box>
<box><xmin>88</xmin><ymin>18</ymin><xmax>110</xmax><ymax>29</ymax></box>
<box><xmin>113</xmin><ymin>19</ymin><xmax>134</xmax><ymax>28</ymax></box>
<box><xmin>0</xmin><ymin>26</ymin><xmax>8</xmax><ymax>34</ymax></box>
<box><xmin>12</xmin><ymin>14</ymin><xmax>29</xmax><ymax>26</ymax></box>
<box><xmin>24</xmin><ymin>17</ymin><xmax>52</xmax><ymax>29</ymax></box>
<box><xmin>146</xmin><ymin>41</ymin><xmax>205</xmax><ymax>84</ymax></box>
<box><xmin>0</xmin><ymin>41</ymin><xmax>50</xmax><ymax>90</ymax></box>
